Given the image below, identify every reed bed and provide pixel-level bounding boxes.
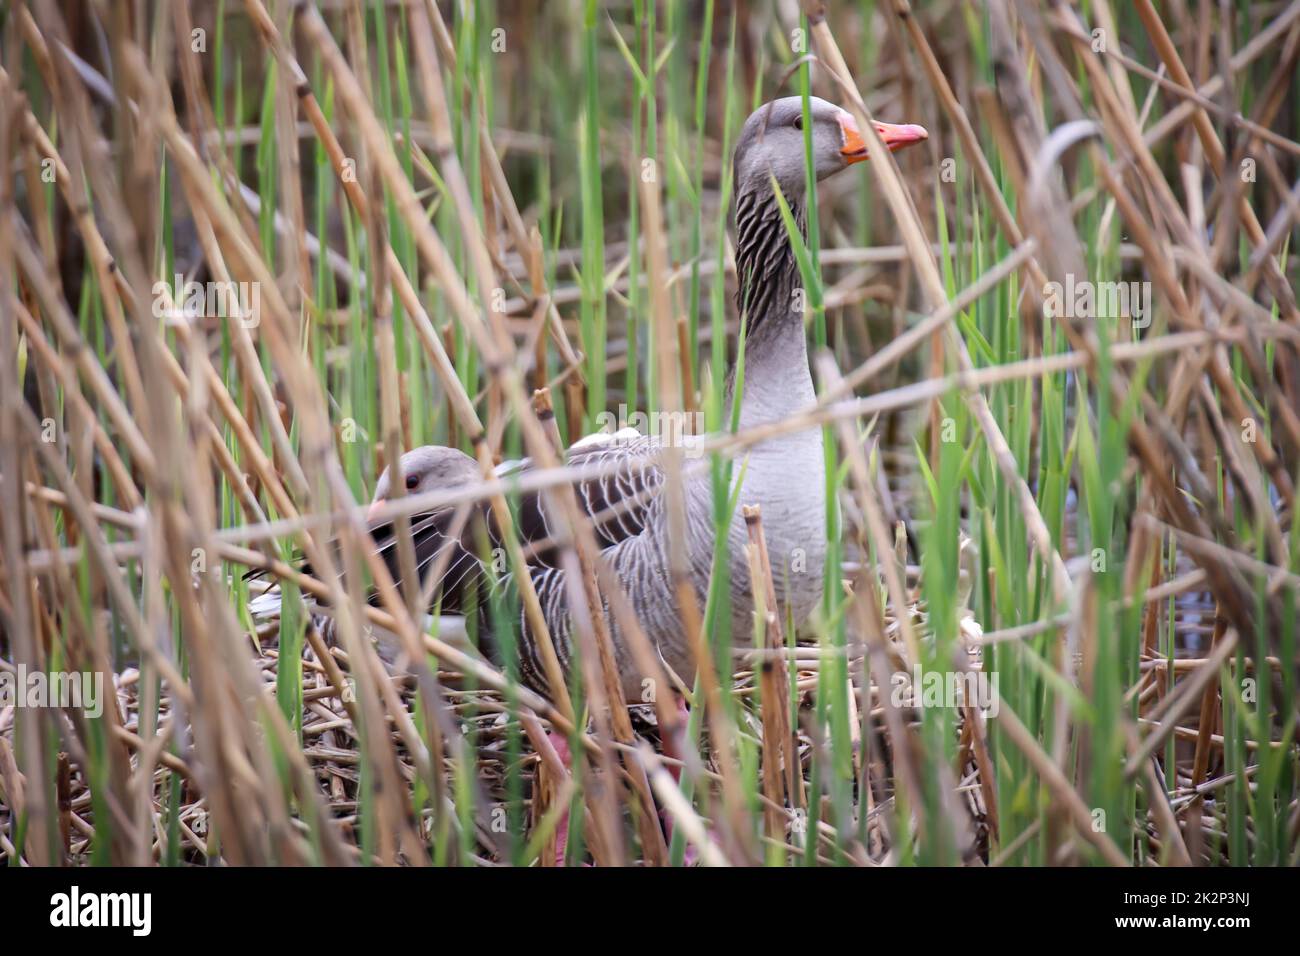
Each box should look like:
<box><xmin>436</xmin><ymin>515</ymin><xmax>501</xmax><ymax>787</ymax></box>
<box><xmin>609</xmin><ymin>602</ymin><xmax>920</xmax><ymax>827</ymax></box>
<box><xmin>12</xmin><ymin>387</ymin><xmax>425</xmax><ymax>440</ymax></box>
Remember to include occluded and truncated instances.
<box><xmin>0</xmin><ymin>0</ymin><xmax>1297</xmax><ymax>867</ymax></box>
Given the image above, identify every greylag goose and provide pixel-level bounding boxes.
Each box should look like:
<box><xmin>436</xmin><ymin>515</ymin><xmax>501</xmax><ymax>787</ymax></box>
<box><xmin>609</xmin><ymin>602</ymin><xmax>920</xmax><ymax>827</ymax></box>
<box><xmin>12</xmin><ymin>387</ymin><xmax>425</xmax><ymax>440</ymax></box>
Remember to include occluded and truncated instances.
<box><xmin>358</xmin><ymin>96</ymin><xmax>928</xmax><ymax>700</ymax></box>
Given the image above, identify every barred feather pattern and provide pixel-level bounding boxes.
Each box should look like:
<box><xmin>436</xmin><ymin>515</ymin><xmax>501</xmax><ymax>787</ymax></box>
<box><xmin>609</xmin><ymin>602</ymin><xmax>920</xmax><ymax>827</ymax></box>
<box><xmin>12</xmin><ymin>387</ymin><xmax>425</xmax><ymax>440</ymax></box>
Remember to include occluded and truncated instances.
<box><xmin>733</xmin><ymin>186</ymin><xmax>805</xmax><ymax>345</ymax></box>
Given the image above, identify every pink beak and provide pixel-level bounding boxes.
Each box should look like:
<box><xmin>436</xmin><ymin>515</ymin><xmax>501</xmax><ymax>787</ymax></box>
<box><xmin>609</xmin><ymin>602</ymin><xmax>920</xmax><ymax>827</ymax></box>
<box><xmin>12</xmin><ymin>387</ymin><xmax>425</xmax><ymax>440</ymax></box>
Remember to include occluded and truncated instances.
<box><xmin>366</xmin><ymin>498</ymin><xmax>386</xmax><ymax>524</ymax></box>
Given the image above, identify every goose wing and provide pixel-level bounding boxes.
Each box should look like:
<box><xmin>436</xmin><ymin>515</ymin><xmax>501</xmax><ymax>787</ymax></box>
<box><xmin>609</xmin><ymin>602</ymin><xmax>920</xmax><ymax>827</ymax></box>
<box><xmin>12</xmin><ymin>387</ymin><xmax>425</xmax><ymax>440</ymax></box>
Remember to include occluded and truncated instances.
<box><xmin>507</xmin><ymin>429</ymin><xmax>666</xmax><ymax>567</ymax></box>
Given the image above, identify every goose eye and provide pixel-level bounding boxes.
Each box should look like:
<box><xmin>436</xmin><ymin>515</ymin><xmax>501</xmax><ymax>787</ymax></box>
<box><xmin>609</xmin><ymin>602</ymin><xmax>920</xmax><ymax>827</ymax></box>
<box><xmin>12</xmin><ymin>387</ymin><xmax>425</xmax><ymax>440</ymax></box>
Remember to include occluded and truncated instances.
<box><xmin>792</xmin><ymin>114</ymin><xmax>803</xmax><ymax>131</ymax></box>
<box><xmin>405</xmin><ymin>473</ymin><xmax>420</xmax><ymax>490</ymax></box>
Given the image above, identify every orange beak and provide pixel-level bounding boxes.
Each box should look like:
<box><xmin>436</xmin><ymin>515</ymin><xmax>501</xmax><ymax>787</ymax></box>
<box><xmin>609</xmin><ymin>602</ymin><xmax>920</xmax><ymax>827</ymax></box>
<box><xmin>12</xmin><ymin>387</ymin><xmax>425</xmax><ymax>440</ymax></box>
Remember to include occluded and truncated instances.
<box><xmin>366</xmin><ymin>498</ymin><xmax>386</xmax><ymax>524</ymax></box>
<box><xmin>838</xmin><ymin>110</ymin><xmax>928</xmax><ymax>163</ymax></box>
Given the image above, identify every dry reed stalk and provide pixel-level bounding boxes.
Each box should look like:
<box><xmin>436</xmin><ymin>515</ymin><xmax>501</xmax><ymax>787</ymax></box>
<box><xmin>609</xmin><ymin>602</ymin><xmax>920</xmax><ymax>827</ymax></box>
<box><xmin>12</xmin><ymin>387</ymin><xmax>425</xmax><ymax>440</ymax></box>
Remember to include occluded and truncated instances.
<box><xmin>741</xmin><ymin>505</ymin><xmax>797</xmax><ymax>842</ymax></box>
<box><xmin>805</xmin><ymin>2</ymin><xmax>1076</xmax><ymax>614</ymax></box>
<box><xmin>2</xmin><ymin>0</ymin><xmax>1296</xmax><ymax>869</ymax></box>
<box><xmin>639</xmin><ymin>158</ymin><xmax>756</xmax><ymax>863</ymax></box>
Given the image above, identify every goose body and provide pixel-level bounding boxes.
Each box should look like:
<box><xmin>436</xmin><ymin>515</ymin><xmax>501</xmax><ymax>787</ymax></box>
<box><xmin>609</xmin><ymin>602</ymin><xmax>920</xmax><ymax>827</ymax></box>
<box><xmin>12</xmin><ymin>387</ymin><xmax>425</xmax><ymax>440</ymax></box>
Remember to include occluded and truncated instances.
<box><xmin>335</xmin><ymin>97</ymin><xmax>926</xmax><ymax>701</ymax></box>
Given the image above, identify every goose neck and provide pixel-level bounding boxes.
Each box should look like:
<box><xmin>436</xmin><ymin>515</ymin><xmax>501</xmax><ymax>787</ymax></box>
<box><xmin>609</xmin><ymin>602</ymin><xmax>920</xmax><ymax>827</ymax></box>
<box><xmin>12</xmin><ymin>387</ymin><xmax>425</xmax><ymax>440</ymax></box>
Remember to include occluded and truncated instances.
<box><xmin>727</xmin><ymin>187</ymin><xmax>814</xmax><ymax>424</ymax></box>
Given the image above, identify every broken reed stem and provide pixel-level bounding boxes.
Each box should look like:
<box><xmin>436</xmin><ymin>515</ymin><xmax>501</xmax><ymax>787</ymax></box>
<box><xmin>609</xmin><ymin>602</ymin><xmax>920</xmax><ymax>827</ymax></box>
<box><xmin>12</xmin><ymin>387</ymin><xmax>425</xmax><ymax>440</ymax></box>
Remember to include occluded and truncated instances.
<box><xmin>742</xmin><ymin>504</ymin><xmax>798</xmax><ymax>843</ymax></box>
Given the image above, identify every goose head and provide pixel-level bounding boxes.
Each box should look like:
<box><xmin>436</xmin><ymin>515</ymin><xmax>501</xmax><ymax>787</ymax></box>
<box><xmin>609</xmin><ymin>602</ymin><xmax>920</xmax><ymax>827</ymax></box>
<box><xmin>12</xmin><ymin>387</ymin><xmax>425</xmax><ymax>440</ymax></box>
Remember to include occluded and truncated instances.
<box><xmin>733</xmin><ymin>95</ymin><xmax>927</xmax><ymax>198</ymax></box>
<box><xmin>367</xmin><ymin>445</ymin><xmax>479</xmax><ymax>522</ymax></box>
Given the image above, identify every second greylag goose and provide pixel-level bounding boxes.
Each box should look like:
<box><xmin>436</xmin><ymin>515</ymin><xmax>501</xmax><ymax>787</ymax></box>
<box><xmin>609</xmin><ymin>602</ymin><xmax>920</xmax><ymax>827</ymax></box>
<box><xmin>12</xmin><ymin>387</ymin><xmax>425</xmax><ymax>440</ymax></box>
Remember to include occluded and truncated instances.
<box><xmin>358</xmin><ymin>96</ymin><xmax>928</xmax><ymax>701</ymax></box>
